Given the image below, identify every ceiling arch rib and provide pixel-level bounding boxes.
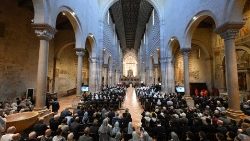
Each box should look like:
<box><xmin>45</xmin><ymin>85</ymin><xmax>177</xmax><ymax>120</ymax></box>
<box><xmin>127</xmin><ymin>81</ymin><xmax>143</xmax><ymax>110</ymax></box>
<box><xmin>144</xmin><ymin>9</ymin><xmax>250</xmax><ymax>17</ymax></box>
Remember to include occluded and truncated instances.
<box><xmin>109</xmin><ymin>1</ymin><xmax>127</xmax><ymax>51</ymax></box>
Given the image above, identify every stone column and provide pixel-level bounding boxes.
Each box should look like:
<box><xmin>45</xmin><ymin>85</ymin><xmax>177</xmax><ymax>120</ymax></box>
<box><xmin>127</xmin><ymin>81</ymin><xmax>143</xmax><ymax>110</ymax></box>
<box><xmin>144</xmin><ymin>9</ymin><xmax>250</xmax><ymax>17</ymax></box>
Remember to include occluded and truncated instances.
<box><xmin>149</xmin><ymin>65</ymin><xmax>154</xmax><ymax>85</ymax></box>
<box><xmin>181</xmin><ymin>48</ymin><xmax>191</xmax><ymax>97</ymax></box>
<box><xmin>216</xmin><ymin>23</ymin><xmax>244</xmax><ymax>118</ymax></box>
<box><xmin>145</xmin><ymin>67</ymin><xmax>150</xmax><ymax>85</ymax></box>
<box><xmin>52</xmin><ymin>57</ymin><xmax>57</xmax><ymax>93</ymax></box>
<box><xmin>108</xmin><ymin>66</ymin><xmax>113</xmax><ymax>86</ymax></box>
<box><xmin>32</xmin><ymin>24</ymin><xmax>56</xmax><ymax>110</ymax></box>
<box><xmin>116</xmin><ymin>70</ymin><xmax>120</xmax><ymax>84</ymax></box>
<box><xmin>103</xmin><ymin>64</ymin><xmax>108</xmax><ymax>87</ymax></box>
<box><xmin>247</xmin><ymin>71</ymin><xmax>250</xmax><ymax>92</ymax></box>
<box><xmin>154</xmin><ymin>64</ymin><xmax>159</xmax><ymax>84</ymax></box>
<box><xmin>96</xmin><ymin>58</ymin><xmax>102</xmax><ymax>91</ymax></box>
<box><xmin>140</xmin><ymin>62</ymin><xmax>146</xmax><ymax>83</ymax></box>
<box><xmin>167</xmin><ymin>57</ymin><xmax>175</xmax><ymax>93</ymax></box>
<box><xmin>89</xmin><ymin>57</ymin><xmax>98</xmax><ymax>92</ymax></box>
<box><xmin>160</xmin><ymin>57</ymin><xmax>167</xmax><ymax>92</ymax></box>
<box><xmin>76</xmin><ymin>48</ymin><xmax>84</xmax><ymax>96</ymax></box>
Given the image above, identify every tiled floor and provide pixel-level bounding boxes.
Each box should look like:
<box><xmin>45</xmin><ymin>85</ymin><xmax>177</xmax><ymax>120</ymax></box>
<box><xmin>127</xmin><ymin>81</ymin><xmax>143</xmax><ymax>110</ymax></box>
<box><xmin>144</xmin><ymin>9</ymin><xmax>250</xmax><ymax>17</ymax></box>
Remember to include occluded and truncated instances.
<box><xmin>58</xmin><ymin>86</ymin><xmax>143</xmax><ymax>129</ymax></box>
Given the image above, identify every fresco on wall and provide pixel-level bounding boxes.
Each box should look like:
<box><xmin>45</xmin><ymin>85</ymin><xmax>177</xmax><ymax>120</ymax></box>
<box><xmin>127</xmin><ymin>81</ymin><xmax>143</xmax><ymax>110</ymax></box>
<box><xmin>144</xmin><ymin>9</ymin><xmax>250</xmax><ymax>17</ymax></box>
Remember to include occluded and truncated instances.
<box><xmin>55</xmin><ymin>46</ymin><xmax>77</xmax><ymax>94</ymax></box>
<box><xmin>236</xmin><ymin>49</ymin><xmax>250</xmax><ymax>68</ymax></box>
<box><xmin>174</xmin><ymin>45</ymin><xmax>211</xmax><ymax>86</ymax></box>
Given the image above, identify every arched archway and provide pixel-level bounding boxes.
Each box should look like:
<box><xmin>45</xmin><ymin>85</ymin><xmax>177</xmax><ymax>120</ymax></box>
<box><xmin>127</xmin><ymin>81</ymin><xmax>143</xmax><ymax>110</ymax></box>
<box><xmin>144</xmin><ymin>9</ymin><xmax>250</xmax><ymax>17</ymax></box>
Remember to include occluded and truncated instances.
<box><xmin>107</xmin><ymin>55</ymin><xmax>113</xmax><ymax>86</ymax></box>
<box><xmin>53</xmin><ymin>6</ymin><xmax>84</xmax><ymax>49</ymax></box>
<box><xmin>166</xmin><ymin>37</ymin><xmax>181</xmax><ymax>93</ymax></box>
<box><xmin>85</xmin><ymin>34</ymin><xmax>99</xmax><ymax>92</ymax></box>
<box><xmin>183</xmin><ymin>12</ymin><xmax>216</xmax><ymax>96</ymax></box>
<box><xmin>170</xmin><ymin>38</ymin><xmax>182</xmax><ymax>86</ymax></box>
<box><xmin>184</xmin><ymin>10</ymin><xmax>218</xmax><ymax>49</ymax></box>
<box><xmin>221</xmin><ymin>46</ymin><xmax>250</xmax><ymax>94</ymax></box>
<box><xmin>151</xmin><ymin>50</ymin><xmax>160</xmax><ymax>85</ymax></box>
<box><xmin>49</xmin><ymin>11</ymin><xmax>78</xmax><ymax>97</ymax></box>
<box><xmin>32</xmin><ymin>0</ymin><xmax>48</xmax><ymax>23</ymax></box>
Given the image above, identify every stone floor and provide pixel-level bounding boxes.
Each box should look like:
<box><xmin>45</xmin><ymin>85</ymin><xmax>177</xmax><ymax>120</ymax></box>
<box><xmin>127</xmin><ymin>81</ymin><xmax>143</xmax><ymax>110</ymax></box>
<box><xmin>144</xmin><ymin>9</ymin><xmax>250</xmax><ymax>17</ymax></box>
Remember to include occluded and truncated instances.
<box><xmin>120</xmin><ymin>86</ymin><xmax>143</xmax><ymax>129</ymax></box>
<box><xmin>58</xmin><ymin>94</ymin><xmax>79</xmax><ymax>113</ymax></box>
<box><xmin>58</xmin><ymin>86</ymin><xmax>143</xmax><ymax>129</ymax></box>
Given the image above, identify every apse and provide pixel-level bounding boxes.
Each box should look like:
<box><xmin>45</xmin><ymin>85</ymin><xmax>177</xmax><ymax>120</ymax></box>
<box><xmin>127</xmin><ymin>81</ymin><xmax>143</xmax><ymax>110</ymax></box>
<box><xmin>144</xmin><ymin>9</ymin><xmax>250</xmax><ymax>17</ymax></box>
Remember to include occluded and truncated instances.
<box><xmin>123</xmin><ymin>51</ymin><xmax>138</xmax><ymax>77</ymax></box>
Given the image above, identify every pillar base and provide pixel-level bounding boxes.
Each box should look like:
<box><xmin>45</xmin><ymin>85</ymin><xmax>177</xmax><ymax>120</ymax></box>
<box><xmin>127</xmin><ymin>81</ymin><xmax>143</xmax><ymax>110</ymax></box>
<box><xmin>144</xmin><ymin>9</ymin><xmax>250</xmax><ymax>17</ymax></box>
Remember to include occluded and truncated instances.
<box><xmin>76</xmin><ymin>94</ymin><xmax>82</xmax><ymax>98</ymax></box>
<box><xmin>226</xmin><ymin>108</ymin><xmax>245</xmax><ymax>120</ymax></box>
<box><xmin>35</xmin><ymin>108</ymin><xmax>54</xmax><ymax>125</ymax></box>
<box><xmin>184</xmin><ymin>95</ymin><xmax>194</xmax><ymax>108</ymax></box>
<box><xmin>33</xmin><ymin>106</ymin><xmax>47</xmax><ymax>111</ymax></box>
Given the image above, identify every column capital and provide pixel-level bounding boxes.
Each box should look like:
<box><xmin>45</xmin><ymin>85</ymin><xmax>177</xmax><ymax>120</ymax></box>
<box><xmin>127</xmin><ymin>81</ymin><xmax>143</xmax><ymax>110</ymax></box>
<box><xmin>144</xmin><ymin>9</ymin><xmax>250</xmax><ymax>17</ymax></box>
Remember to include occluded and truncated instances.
<box><xmin>32</xmin><ymin>23</ymin><xmax>56</xmax><ymax>40</ymax></box>
<box><xmin>153</xmin><ymin>64</ymin><xmax>159</xmax><ymax>68</ymax></box>
<box><xmin>103</xmin><ymin>64</ymin><xmax>109</xmax><ymax>68</ymax></box>
<box><xmin>166</xmin><ymin>56</ymin><xmax>173</xmax><ymax>63</ymax></box>
<box><xmin>160</xmin><ymin>57</ymin><xmax>167</xmax><ymax>63</ymax></box>
<box><xmin>181</xmin><ymin>48</ymin><xmax>191</xmax><ymax>55</ymax></box>
<box><xmin>75</xmin><ymin>48</ymin><xmax>85</xmax><ymax>56</ymax></box>
<box><xmin>89</xmin><ymin>57</ymin><xmax>98</xmax><ymax>63</ymax></box>
<box><xmin>215</xmin><ymin>22</ymin><xmax>244</xmax><ymax>40</ymax></box>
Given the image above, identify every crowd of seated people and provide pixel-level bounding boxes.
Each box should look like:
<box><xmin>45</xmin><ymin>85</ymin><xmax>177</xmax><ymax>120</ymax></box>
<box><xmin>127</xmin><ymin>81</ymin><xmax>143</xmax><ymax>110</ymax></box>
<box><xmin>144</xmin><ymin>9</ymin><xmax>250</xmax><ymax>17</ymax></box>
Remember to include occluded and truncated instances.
<box><xmin>0</xmin><ymin>85</ymin><xmax>142</xmax><ymax>141</ymax></box>
<box><xmin>79</xmin><ymin>86</ymin><xmax>126</xmax><ymax>111</ymax></box>
<box><xmin>1</xmin><ymin>84</ymin><xmax>250</xmax><ymax>141</ymax></box>
<box><xmin>0</xmin><ymin>105</ymin><xmax>138</xmax><ymax>141</ymax></box>
<box><xmin>241</xmin><ymin>100</ymin><xmax>250</xmax><ymax>116</ymax></box>
<box><xmin>0</xmin><ymin>97</ymin><xmax>34</xmax><ymax>116</ymax></box>
<box><xmin>136</xmin><ymin>86</ymin><xmax>250</xmax><ymax>141</ymax></box>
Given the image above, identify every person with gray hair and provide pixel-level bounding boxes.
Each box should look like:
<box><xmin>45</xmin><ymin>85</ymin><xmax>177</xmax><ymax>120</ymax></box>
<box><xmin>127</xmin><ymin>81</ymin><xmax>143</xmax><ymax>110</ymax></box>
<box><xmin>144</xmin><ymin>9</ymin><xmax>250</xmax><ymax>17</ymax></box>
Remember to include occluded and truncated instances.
<box><xmin>140</xmin><ymin>131</ymin><xmax>152</xmax><ymax>141</ymax></box>
<box><xmin>128</xmin><ymin>131</ymin><xmax>140</xmax><ymax>141</ymax></box>
<box><xmin>28</xmin><ymin>131</ymin><xmax>37</xmax><ymax>141</ymax></box>
<box><xmin>78</xmin><ymin>127</ymin><xmax>93</xmax><ymax>141</ymax></box>
<box><xmin>1</xmin><ymin>126</ymin><xmax>20</xmax><ymax>141</ymax></box>
<box><xmin>170</xmin><ymin>132</ymin><xmax>180</xmax><ymax>141</ymax></box>
<box><xmin>111</xmin><ymin>121</ymin><xmax>120</xmax><ymax>137</ymax></box>
<box><xmin>98</xmin><ymin>118</ymin><xmax>112</xmax><ymax>141</ymax></box>
<box><xmin>66</xmin><ymin>133</ymin><xmax>74</xmax><ymax>141</ymax></box>
<box><xmin>40</xmin><ymin>129</ymin><xmax>52</xmax><ymax>141</ymax></box>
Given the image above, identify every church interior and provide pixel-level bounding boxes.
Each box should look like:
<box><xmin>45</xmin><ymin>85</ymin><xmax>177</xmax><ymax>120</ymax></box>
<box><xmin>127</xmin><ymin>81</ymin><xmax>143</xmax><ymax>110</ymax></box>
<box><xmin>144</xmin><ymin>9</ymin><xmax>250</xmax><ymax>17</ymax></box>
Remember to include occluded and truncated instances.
<box><xmin>0</xmin><ymin>0</ymin><xmax>250</xmax><ymax>140</ymax></box>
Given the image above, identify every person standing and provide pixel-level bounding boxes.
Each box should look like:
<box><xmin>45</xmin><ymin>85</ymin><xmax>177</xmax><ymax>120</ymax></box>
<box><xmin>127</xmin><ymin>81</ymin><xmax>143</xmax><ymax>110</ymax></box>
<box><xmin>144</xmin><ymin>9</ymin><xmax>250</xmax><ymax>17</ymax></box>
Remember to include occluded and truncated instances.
<box><xmin>51</xmin><ymin>98</ymin><xmax>60</xmax><ymax>114</ymax></box>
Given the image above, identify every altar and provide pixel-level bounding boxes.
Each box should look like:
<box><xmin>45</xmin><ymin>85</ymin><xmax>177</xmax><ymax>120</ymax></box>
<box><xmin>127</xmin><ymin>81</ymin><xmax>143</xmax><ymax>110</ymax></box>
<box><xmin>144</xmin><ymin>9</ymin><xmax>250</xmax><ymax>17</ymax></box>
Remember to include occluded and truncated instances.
<box><xmin>120</xmin><ymin>76</ymin><xmax>140</xmax><ymax>87</ymax></box>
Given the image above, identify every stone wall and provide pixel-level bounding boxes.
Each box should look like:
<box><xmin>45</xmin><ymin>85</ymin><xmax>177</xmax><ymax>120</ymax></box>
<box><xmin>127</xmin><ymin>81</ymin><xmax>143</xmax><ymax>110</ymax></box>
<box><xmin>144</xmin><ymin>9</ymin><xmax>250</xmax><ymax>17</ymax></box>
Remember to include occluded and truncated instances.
<box><xmin>54</xmin><ymin>44</ymin><xmax>76</xmax><ymax>94</ymax></box>
<box><xmin>0</xmin><ymin>1</ymin><xmax>39</xmax><ymax>101</ymax></box>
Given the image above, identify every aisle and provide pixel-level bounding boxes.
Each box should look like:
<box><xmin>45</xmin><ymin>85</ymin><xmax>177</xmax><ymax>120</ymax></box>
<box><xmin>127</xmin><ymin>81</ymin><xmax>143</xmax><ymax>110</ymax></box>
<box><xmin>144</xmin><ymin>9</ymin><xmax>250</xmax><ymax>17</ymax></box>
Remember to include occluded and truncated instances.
<box><xmin>58</xmin><ymin>95</ymin><xmax>79</xmax><ymax>112</ymax></box>
<box><xmin>121</xmin><ymin>85</ymin><xmax>143</xmax><ymax>128</ymax></box>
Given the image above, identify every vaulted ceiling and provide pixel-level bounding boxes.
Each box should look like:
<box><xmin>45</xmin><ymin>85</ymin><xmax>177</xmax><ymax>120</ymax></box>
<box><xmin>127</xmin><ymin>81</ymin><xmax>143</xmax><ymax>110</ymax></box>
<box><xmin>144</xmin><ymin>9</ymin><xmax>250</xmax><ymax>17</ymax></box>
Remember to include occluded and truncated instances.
<box><xmin>109</xmin><ymin>0</ymin><xmax>153</xmax><ymax>52</ymax></box>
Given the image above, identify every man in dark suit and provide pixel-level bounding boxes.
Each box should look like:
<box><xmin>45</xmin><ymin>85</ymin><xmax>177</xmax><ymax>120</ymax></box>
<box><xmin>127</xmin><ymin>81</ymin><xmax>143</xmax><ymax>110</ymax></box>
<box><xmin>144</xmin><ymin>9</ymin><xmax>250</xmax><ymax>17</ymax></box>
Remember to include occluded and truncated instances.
<box><xmin>69</xmin><ymin>116</ymin><xmax>80</xmax><ymax>139</ymax></box>
<box><xmin>49</xmin><ymin>115</ymin><xmax>60</xmax><ymax>136</ymax></box>
<box><xmin>152</xmin><ymin>121</ymin><xmax>167</xmax><ymax>141</ymax></box>
<box><xmin>33</xmin><ymin>118</ymin><xmax>48</xmax><ymax>136</ymax></box>
<box><xmin>51</xmin><ymin>98</ymin><xmax>60</xmax><ymax>113</ymax></box>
